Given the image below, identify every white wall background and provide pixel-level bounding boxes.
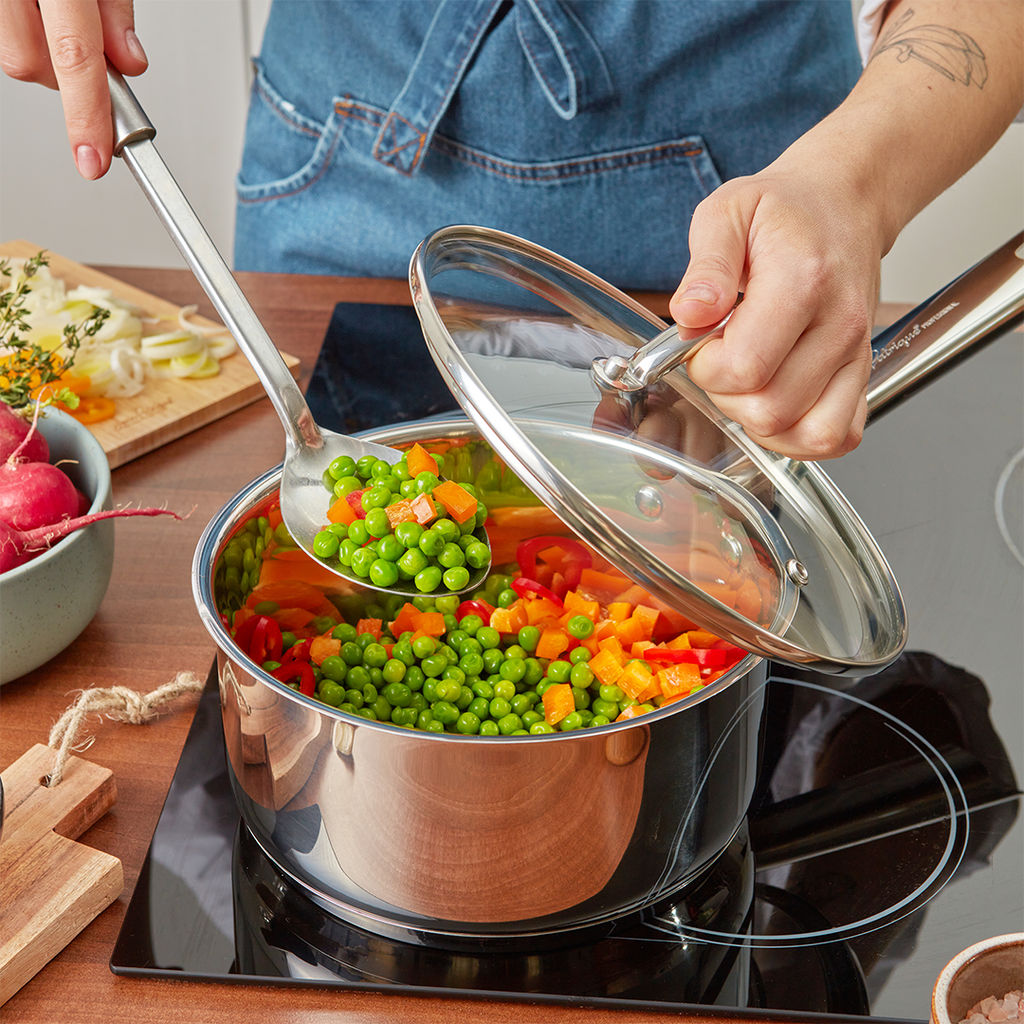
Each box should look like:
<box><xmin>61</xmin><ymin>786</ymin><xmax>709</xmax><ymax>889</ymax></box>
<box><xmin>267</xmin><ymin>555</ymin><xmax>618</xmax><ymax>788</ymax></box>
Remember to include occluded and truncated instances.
<box><xmin>0</xmin><ymin>0</ymin><xmax>1020</xmax><ymax>303</ymax></box>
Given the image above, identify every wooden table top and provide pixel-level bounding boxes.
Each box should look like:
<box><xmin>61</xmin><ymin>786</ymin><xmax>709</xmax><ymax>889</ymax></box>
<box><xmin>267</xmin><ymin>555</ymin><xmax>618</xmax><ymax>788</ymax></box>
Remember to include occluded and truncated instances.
<box><xmin>0</xmin><ymin>266</ymin><xmax>915</xmax><ymax>1024</ymax></box>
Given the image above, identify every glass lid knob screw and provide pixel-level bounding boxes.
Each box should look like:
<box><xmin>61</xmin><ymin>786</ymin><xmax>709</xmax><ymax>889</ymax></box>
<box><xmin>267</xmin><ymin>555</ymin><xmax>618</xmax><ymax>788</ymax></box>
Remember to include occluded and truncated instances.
<box><xmin>786</xmin><ymin>559</ymin><xmax>810</xmax><ymax>586</ymax></box>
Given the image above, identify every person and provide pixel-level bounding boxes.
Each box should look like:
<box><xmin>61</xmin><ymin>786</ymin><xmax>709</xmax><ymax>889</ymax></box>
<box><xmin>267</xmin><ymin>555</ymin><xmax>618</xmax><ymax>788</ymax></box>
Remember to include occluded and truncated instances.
<box><xmin>2</xmin><ymin>0</ymin><xmax>1020</xmax><ymax>459</ymax></box>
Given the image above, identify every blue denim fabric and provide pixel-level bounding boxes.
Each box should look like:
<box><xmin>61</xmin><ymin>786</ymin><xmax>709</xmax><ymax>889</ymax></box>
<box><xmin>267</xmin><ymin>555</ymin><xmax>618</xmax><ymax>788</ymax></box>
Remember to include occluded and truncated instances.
<box><xmin>235</xmin><ymin>0</ymin><xmax>862</xmax><ymax>292</ymax></box>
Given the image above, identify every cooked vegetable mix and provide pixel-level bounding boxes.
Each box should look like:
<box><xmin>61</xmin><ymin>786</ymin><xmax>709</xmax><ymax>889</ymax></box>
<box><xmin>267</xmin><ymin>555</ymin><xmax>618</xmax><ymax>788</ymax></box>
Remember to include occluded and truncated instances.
<box><xmin>217</xmin><ymin>440</ymin><xmax>750</xmax><ymax>735</ymax></box>
<box><xmin>314</xmin><ymin>442</ymin><xmax>490</xmax><ymax>593</ymax></box>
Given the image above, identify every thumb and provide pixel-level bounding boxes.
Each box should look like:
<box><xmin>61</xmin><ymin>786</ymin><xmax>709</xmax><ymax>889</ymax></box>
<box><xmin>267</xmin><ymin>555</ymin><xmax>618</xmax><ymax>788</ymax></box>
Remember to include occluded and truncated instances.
<box><xmin>670</xmin><ymin>193</ymin><xmax>750</xmax><ymax>330</ymax></box>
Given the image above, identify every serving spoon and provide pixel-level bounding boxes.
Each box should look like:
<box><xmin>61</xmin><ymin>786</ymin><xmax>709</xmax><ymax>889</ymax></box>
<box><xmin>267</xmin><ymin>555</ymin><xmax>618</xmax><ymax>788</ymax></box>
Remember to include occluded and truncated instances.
<box><xmin>106</xmin><ymin>66</ymin><xmax>489</xmax><ymax>597</ymax></box>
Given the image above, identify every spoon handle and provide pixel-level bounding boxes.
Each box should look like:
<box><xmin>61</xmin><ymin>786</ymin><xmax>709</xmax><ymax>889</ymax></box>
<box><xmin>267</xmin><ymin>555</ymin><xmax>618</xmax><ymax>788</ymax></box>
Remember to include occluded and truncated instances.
<box><xmin>106</xmin><ymin>65</ymin><xmax>321</xmax><ymax>453</ymax></box>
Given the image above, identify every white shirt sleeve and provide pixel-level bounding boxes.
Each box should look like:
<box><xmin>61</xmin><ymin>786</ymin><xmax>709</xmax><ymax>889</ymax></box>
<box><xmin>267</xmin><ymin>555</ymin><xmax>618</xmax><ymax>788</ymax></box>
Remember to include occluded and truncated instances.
<box><xmin>855</xmin><ymin>0</ymin><xmax>891</xmax><ymax>65</ymax></box>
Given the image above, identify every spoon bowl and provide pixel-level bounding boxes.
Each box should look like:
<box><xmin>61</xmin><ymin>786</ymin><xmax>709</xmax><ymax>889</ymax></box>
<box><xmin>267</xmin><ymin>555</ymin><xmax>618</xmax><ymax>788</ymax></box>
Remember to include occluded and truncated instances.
<box><xmin>107</xmin><ymin>67</ymin><xmax>489</xmax><ymax>597</ymax></box>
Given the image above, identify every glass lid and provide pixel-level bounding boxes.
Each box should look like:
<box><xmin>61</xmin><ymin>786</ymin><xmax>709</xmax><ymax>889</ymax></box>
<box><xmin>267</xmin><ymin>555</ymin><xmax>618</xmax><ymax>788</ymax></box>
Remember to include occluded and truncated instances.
<box><xmin>409</xmin><ymin>226</ymin><xmax>906</xmax><ymax>675</ymax></box>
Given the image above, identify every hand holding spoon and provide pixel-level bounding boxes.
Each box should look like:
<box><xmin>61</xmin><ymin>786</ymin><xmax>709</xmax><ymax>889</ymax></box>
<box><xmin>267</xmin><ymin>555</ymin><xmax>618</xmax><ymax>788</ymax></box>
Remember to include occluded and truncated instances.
<box><xmin>106</xmin><ymin>66</ymin><xmax>490</xmax><ymax>597</ymax></box>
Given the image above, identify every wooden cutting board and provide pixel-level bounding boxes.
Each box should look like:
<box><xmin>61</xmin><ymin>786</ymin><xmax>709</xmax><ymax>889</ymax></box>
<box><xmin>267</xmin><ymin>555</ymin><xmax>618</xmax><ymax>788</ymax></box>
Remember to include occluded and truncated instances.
<box><xmin>0</xmin><ymin>744</ymin><xmax>122</xmax><ymax>1005</ymax></box>
<box><xmin>1</xmin><ymin>240</ymin><xmax>300</xmax><ymax>468</ymax></box>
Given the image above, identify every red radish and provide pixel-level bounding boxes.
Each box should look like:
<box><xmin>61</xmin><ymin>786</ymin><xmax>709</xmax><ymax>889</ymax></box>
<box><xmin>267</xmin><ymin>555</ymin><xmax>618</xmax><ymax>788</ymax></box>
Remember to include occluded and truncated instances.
<box><xmin>0</xmin><ymin>506</ymin><xmax>183</xmax><ymax>574</ymax></box>
<box><xmin>0</xmin><ymin>459</ymin><xmax>80</xmax><ymax>531</ymax></box>
<box><xmin>0</xmin><ymin>403</ymin><xmax>49</xmax><ymax>464</ymax></box>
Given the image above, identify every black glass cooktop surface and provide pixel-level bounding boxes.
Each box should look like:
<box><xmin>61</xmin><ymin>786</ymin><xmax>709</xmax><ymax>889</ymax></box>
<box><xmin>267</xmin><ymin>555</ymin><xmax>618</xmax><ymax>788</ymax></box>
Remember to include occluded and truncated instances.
<box><xmin>111</xmin><ymin>320</ymin><xmax>1023</xmax><ymax>1021</ymax></box>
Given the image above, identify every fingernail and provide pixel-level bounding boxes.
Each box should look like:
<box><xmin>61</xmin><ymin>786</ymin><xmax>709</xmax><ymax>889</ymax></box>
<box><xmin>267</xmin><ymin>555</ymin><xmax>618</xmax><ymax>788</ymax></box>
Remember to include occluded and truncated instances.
<box><xmin>125</xmin><ymin>28</ymin><xmax>148</xmax><ymax>64</ymax></box>
<box><xmin>75</xmin><ymin>145</ymin><xmax>101</xmax><ymax>179</ymax></box>
<box><xmin>674</xmin><ymin>282</ymin><xmax>719</xmax><ymax>305</ymax></box>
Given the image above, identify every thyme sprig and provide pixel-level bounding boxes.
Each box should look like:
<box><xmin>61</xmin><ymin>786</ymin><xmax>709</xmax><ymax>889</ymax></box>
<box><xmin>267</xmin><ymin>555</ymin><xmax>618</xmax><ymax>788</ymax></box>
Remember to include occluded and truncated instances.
<box><xmin>0</xmin><ymin>252</ymin><xmax>110</xmax><ymax>410</ymax></box>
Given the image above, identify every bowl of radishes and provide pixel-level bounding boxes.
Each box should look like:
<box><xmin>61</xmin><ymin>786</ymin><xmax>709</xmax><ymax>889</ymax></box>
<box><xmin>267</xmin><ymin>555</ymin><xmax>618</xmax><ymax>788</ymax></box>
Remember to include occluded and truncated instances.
<box><xmin>0</xmin><ymin>405</ymin><xmax>115</xmax><ymax>684</ymax></box>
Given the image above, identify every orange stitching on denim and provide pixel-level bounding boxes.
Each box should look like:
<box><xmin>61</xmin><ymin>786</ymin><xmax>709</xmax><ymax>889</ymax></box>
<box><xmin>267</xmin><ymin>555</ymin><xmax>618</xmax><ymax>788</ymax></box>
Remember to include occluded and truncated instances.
<box><xmin>373</xmin><ymin>111</ymin><xmax>427</xmax><ymax>176</ymax></box>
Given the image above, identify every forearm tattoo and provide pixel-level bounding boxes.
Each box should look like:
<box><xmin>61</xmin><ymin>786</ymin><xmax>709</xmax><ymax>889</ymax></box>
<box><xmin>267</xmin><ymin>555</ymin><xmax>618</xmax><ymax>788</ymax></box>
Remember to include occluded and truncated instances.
<box><xmin>872</xmin><ymin>7</ymin><xmax>988</xmax><ymax>88</ymax></box>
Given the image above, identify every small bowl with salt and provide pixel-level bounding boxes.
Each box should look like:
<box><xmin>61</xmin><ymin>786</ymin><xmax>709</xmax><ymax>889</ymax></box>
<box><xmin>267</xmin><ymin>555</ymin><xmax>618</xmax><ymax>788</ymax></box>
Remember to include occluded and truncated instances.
<box><xmin>931</xmin><ymin>934</ymin><xmax>1024</xmax><ymax>1024</ymax></box>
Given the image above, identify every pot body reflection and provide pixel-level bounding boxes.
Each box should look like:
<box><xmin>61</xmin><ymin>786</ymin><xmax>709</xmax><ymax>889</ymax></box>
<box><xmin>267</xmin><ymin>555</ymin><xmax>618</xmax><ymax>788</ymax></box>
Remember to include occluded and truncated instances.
<box><xmin>196</xmin><ymin>420</ymin><xmax>768</xmax><ymax>940</ymax></box>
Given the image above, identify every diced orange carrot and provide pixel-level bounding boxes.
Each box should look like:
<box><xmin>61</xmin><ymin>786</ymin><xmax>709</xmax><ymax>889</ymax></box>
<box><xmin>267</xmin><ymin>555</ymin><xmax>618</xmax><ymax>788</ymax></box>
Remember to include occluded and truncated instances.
<box><xmin>543</xmin><ymin>682</ymin><xmax>576</xmax><ymax>725</ymax></box>
<box><xmin>588</xmin><ymin>649</ymin><xmax>625</xmax><ymax>686</ymax></box>
<box><xmin>385</xmin><ymin>493</ymin><xmax>437</xmax><ymax>528</ymax></box>
<box><xmin>562</xmin><ymin>591</ymin><xmax>600</xmax><ymax>621</ymax></box>
<box><xmin>266</xmin><ymin>506</ymin><xmax>284</xmax><ymax>529</ymax></box>
<box><xmin>310</xmin><ymin>635</ymin><xmax>342</xmax><ymax>665</ymax></box>
<box><xmin>630</xmin><ymin>640</ymin><xmax>656</xmax><ymax>659</ymax></box>
<box><xmin>577</xmin><ymin>567</ymin><xmax>633</xmax><ymax>603</ymax></box>
<box><xmin>406</xmin><ymin>442</ymin><xmax>438</xmax><ymax>478</ymax></box>
<box><xmin>657</xmin><ymin>661</ymin><xmax>702</xmax><ymax>699</ymax></box>
<box><xmin>271</xmin><ymin>607</ymin><xmax>317</xmax><ymax>631</ymax></box>
<box><xmin>356</xmin><ymin>618</ymin><xmax>383</xmax><ymax>640</ymax></box>
<box><xmin>697</xmin><ymin>582</ymin><xmax>737</xmax><ymax>608</ymax></box>
<box><xmin>613</xmin><ymin>616</ymin><xmax>645</xmax><ymax>647</ymax></box>
<box><xmin>606</xmin><ymin>601</ymin><xmax>632</xmax><ymax>623</ymax></box>
<box><xmin>247</xmin><ymin>579</ymin><xmax>334</xmax><ymax>612</ymax></box>
<box><xmin>524</xmin><ymin>595</ymin><xmax>563</xmax><ymax>626</ymax></box>
<box><xmin>536</xmin><ymin>627</ymin><xmax>570</xmax><ymax>661</ymax></box>
<box><xmin>687</xmin><ymin>629</ymin><xmax>720</xmax><ymax>649</ymax></box>
<box><xmin>597</xmin><ymin>636</ymin><xmax>627</xmax><ymax>663</ymax></box>
<box><xmin>410</xmin><ymin>611</ymin><xmax>446</xmax><ymax>636</ymax></box>
<box><xmin>612</xmin><ymin>583</ymin><xmax>653</xmax><ymax>606</ymax></box>
<box><xmin>389</xmin><ymin>602</ymin><xmax>420</xmax><ymax>637</ymax></box>
<box><xmin>618</xmin><ymin>660</ymin><xmax>657</xmax><ymax>701</ymax></box>
<box><xmin>631</xmin><ymin>604</ymin><xmax>660</xmax><ymax>641</ymax></box>
<box><xmin>490</xmin><ymin>603</ymin><xmax>529</xmax><ymax>634</ymax></box>
<box><xmin>256</xmin><ymin>552</ymin><xmax>349</xmax><ymax>591</ymax></box>
<box><xmin>615</xmin><ymin>704</ymin><xmax>649</xmax><ymax>722</ymax></box>
<box><xmin>665</xmin><ymin>632</ymin><xmax>693</xmax><ymax>650</ymax></box>
<box><xmin>431</xmin><ymin>479</ymin><xmax>478</xmax><ymax>523</ymax></box>
<box><xmin>327</xmin><ymin>495</ymin><xmax>358</xmax><ymax>525</ymax></box>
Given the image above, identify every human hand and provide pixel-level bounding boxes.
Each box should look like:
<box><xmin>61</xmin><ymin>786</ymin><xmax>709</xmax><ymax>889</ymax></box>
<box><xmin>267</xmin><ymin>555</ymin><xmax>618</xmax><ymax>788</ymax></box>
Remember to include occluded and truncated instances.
<box><xmin>0</xmin><ymin>0</ymin><xmax>147</xmax><ymax>179</ymax></box>
<box><xmin>669</xmin><ymin>159</ymin><xmax>883</xmax><ymax>460</ymax></box>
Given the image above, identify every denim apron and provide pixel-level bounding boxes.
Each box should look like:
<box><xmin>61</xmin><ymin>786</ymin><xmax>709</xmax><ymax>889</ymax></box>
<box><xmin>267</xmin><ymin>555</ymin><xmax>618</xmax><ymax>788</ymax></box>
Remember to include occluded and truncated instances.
<box><xmin>234</xmin><ymin>0</ymin><xmax>862</xmax><ymax>429</ymax></box>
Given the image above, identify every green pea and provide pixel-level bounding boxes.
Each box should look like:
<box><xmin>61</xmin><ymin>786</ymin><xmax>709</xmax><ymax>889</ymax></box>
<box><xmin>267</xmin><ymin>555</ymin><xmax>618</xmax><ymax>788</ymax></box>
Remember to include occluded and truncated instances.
<box><xmin>318</xmin><ymin>681</ymin><xmax>346</xmax><ymax>707</ymax></box>
<box><xmin>332</xmin><ymin>622</ymin><xmax>357</xmax><ymax>643</ymax></box>
<box><xmin>497</xmin><ymin>588</ymin><xmax>518</xmax><ymax>608</ymax></box>
<box><xmin>416</xmin><ymin>709</ymin><xmax>436</xmax><ymax>730</ymax></box>
<box><xmin>456</xmin><ymin>712</ymin><xmax>481</xmax><ymax>735</ymax></box>
<box><xmin>414</xmin><ymin>471</ymin><xmax>441</xmax><ymax>494</ymax></box>
<box><xmin>482</xmin><ymin>648</ymin><xmax>505</xmax><ymax>674</ymax></box>
<box><xmin>355</xmin><ymin>455</ymin><xmax>377</xmax><ymax>479</ymax></box>
<box><xmin>569</xmin><ymin>646</ymin><xmax>591</xmax><ymax>664</ymax></box>
<box><xmin>320</xmin><ymin>655</ymin><xmax>348</xmax><ymax>683</ymax></box>
<box><xmin>467</xmin><ymin>697</ymin><xmax>490</xmax><ymax>719</ymax></box>
<box><xmin>492</xmin><ymin>679</ymin><xmax>515</xmax><ymax>702</ymax></box>
<box><xmin>411</xmin><ymin>635</ymin><xmax>436</xmax><ymax>658</ymax></box>
<box><xmin>497</xmin><ymin>713</ymin><xmax>523</xmax><ymax>735</ymax></box>
<box><xmin>425</xmin><ymin>719</ymin><xmax>446</xmax><ymax>733</ymax></box>
<box><xmin>546</xmin><ymin>660</ymin><xmax>572</xmax><ymax>683</ymax></box>
<box><xmin>376</xmin><ymin>535</ymin><xmax>404</xmax><ymax>562</ymax></box>
<box><xmin>334</xmin><ymin>475</ymin><xmax>363</xmax><ymax>498</ymax></box>
<box><xmin>415</xmin><ymin>566</ymin><xmax>443</xmax><ymax>593</ymax></box>
<box><xmin>590</xmin><ymin>714</ymin><xmax>611</xmax><ymax>728</ymax></box>
<box><xmin>479</xmin><ymin>720</ymin><xmax>500</xmax><ymax>737</ymax></box>
<box><xmin>394</xmin><ymin>521</ymin><xmax>424</xmax><ymax>549</ymax></box>
<box><xmin>464</xmin><ymin>541</ymin><xmax>490</xmax><ymax>569</ymax></box>
<box><xmin>455</xmin><ymin>685</ymin><xmax>474</xmax><ymax>710</ymax></box>
<box><xmin>599</xmin><ymin>684</ymin><xmax>625</xmax><ymax>703</ymax></box>
<box><xmin>432</xmin><ymin>701</ymin><xmax>460</xmax><ymax>725</ymax></box>
<box><xmin>442</xmin><ymin>566</ymin><xmax>470</xmax><ymax>591</ymax></box>
<box><xmin>459</xmin><ymin>651</ymin><xmax>485</xmax><ymax>676</ymax></box>
<box><xmin>418</xmin><ymin>529</ymin><xmax>444</xmax><ymax>557</ymax></box>
<box><xmin>361</xmin><ymin>642</ymin><xmax>387</xmax><ymax>668</ymax></box>
<box><xmin>571</xmin><ymin>686</ymin><xmax>591</xmax><ymax>710</ymax></box>
<box><xmin>329</xmin><ymin>455</ymin><xmax>357</xmax><ymax>480</ymax></box>
<box><xmin>570</xmin><ymin>663</ymin><xmax>595</xmax><ymax>688</ymax></box>
<box><xmin>344</xmin><ymin>688</ymin><xmax>365</xmax><ymax>709</ymax></box>
<box><xmin>391</xmin><ymin>706</ymin><xmax>419</xmax><ymax>727</ymax></box>
<box><xmin>349</xmin><ymin>548</ymin><xmax>375</xmax><ymax>577</ymax></box>
<box><xmin>421</xmin><ymin>654</ymin><xmax>449</xmax><ymax>679</ymax></box>
<box><xmin>530</xmin><ymin>721</ymin><xmax>556</xmax><ymax>734</ymax></box>
<box><xmin>591</xmin><ymin>698</ymin><xmax>619</xmax><ymax>718</ymax></box>
<box><xmin>471</xmin><ymin>679</ymin><xmax>494</xmax><ymax>700</ymax></box>
<box><xmin>371</xmin><ymin>696</ymin><xmax>392</xmax><ymax>721</ymax></box>
<box><xmin>335</xmin><ymin>538</ymin><xmax>357</xmax><ymax>566</ymax></box>
<box><xmin>382</xmin><ymin>682</ymin><xmax>412</xmax><ymax>707</ymax></box>
<box><xmin>521</xmin><ymin>710</ymin><xmax>543</xmax><ymax>728</ymax></box>
<box><xmin>390</xmin><ymin>640</ymin><xmax>415</xmax><ymax>666</ymax></box>
<box><xmin>369</xmin><ymin>559</ymin><xmax>400</xmax><ymax>588</ymax></box>
<box><xmin>499</xmin><ymin>658</ymin><xmax>526</xmax><ymax>684</ymax></box>
<box><xmin>489</xmin><ymin>697</ymin><xmax>512</xmax><ymax>719</ymax></box>
<box><xmin>523</xmin><ymin>657</ymin><xmax>545</xmax><ymax>686</ymax></box>
<box><xmin>441</xmin><ymin>665</ymin><xmax>466</xmax><ymax>686</ymax></box>
<box><xmin>475</xmin><ymin>626</ymin><xmax>500</xmax><ymax>650</ymax></box>
<box><xmin>517</xmin><ymin>625</ymin><xmax>540</xmax><ymax>652</ymax></box>
<box><xmin>347</xmin><ymin>520</ymin><xmax>369</xmax><ymax>546</ymax></box>
<box><xmin>349</xmin><ymin>666</ymin><xmax>371</xmax><ymax>690</ymax></box>
<box><xmin>405</xmin><ymin>666</ymin><xmax>425</xmax><ymax>691</ymax></box>
<box><xmin>364</xmin><ymin>507</ymin><xmax>391</xmax><ymax>539</ymax></box>
<box><xmin>398</xmin><ymin>547</ymin><xmax>429</xmax><ymax>578</ymax></box>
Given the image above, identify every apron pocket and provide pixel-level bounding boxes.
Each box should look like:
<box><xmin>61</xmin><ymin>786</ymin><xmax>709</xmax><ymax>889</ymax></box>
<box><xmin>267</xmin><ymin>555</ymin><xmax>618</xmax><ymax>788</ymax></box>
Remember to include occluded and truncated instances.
<box><xmin>236</xmin><ymin>60</ymin><xmax>347</xmax><ymax>204</ymax></box>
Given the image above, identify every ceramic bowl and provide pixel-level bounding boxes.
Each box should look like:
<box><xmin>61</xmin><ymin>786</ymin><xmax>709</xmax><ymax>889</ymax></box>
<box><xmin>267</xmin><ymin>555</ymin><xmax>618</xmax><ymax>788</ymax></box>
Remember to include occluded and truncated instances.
<box><xmin>931</xmin><ymin>933</ymin><xmax>1024</xmax><ymax>1024</ymax></box>
<box><xmin>0</xmin><ymin>409</ymin><xmax>114</xmax><ymax>684</ymax></box>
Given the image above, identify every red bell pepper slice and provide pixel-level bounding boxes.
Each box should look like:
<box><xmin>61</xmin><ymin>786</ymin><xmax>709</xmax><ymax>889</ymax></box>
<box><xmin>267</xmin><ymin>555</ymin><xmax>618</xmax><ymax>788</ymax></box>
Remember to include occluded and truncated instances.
<box><xmin>249</xmin><ymin>616</ymin><xmax>283</xmax><ymax>664</ymax></box>
<box><xmin>271</xmin><ymin>661</ymin><xmax>316</xmax><ymax>696</ymax></box>
<box><xmin>643</xmin><ymin>648</ymin><xmax>700</xmax><ymax>665</ymax></box>
<box><xmin>515</xmin><ymin>535</ymin><xmax>592</xmax><ymax>592</ymax></box>
<box><xmin>282</xmin><ymin>638</ymin><xmax>313</xmax><ymax>663</ymax></box>
<box><xmin>456</xmin><ymin>599</ymin><xmax>495</xmax><ymax>624</ymax></box>
<box><xmin>511</xmin><ymin>576</ymin><xmax>565</xmax><ymax>610</ymax></box>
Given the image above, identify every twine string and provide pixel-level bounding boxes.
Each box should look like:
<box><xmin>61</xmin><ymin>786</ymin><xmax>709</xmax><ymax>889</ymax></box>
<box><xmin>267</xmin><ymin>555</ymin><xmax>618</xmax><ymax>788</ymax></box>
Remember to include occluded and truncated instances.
<box><xmin>46</xmin><ymin>672</ymin><xmax>204</xmax><ymax>787</ymax></box>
